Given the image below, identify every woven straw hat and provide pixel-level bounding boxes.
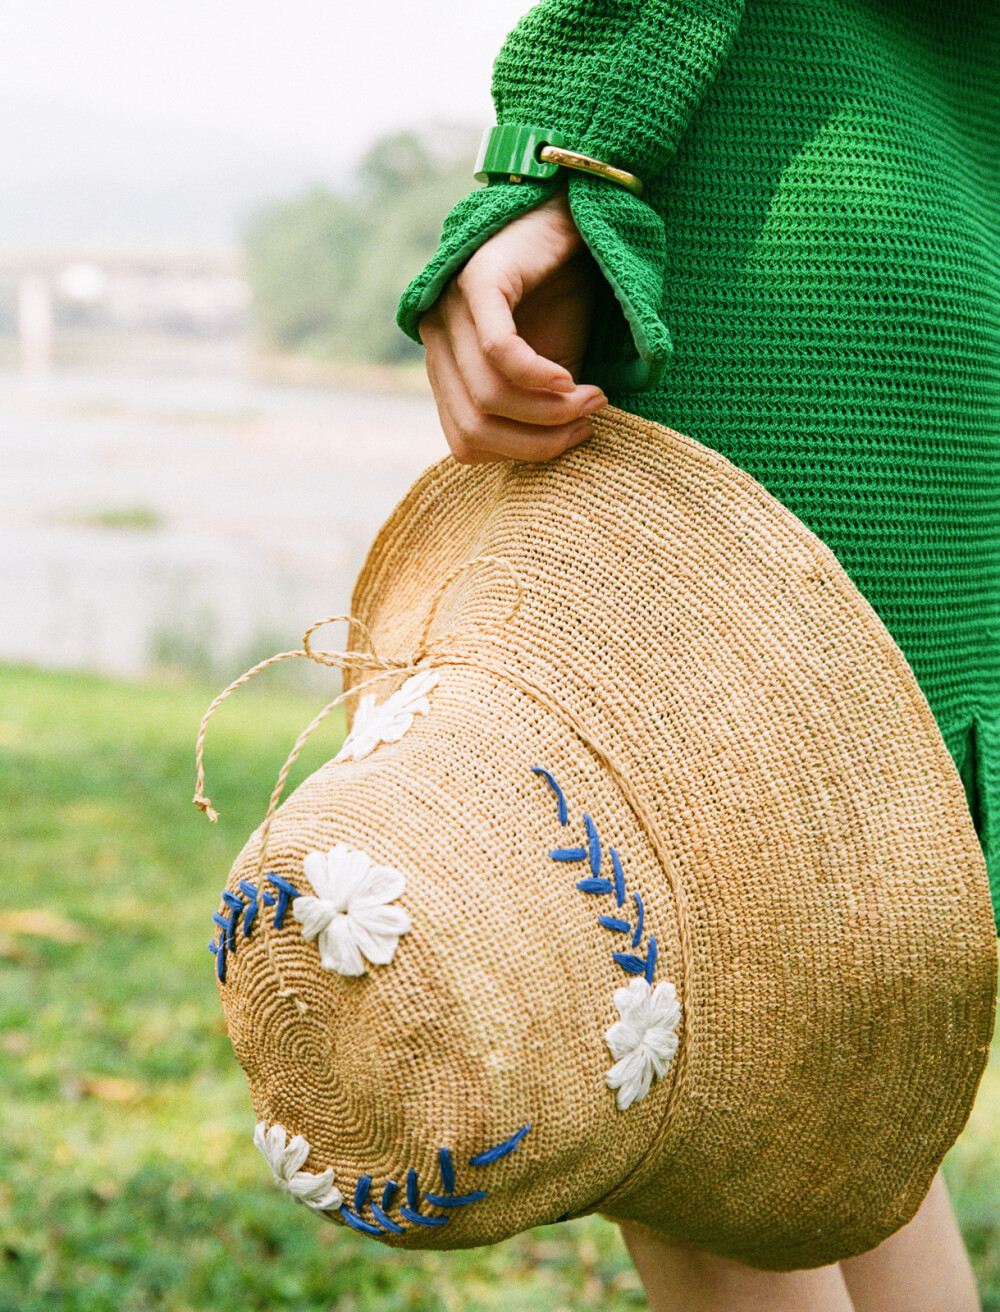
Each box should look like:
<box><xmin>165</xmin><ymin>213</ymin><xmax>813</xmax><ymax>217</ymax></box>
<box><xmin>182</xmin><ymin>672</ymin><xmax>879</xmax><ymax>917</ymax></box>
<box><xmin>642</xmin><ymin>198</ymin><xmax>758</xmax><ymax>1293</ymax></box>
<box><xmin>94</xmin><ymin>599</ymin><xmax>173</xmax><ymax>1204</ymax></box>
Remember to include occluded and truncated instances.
<box><xmin>204</xmin><ymin>406</ymin><xmax>996</xmax><ymax>1270</ymax></box>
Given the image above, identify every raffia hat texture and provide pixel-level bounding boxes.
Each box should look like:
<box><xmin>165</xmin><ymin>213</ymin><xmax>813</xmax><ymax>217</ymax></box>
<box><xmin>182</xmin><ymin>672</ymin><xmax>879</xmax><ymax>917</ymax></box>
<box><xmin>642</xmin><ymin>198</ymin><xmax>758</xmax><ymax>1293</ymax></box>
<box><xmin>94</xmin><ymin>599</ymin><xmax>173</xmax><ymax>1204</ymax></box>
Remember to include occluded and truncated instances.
<box><xmin>199</xmin><ymin>406</ymin><xmax>996</xmax><ymax>1271</ymax></box>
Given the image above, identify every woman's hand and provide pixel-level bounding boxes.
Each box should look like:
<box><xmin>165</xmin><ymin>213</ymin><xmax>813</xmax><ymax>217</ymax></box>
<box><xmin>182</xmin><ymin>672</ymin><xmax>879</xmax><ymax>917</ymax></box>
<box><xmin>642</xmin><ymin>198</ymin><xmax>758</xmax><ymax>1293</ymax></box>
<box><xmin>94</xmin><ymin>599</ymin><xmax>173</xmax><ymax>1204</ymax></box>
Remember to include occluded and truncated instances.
<box><xmin>418</xmin><ymin>186</ymin><xmax>607</xmax><ymax>464</ymax></box>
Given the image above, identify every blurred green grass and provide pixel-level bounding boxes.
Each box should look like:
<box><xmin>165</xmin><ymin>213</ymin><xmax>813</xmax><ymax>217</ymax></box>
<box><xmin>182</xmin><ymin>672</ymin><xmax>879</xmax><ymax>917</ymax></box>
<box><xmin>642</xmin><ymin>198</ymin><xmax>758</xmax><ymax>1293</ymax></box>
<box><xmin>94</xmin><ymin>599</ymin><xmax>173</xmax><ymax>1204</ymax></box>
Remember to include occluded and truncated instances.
<box><xmin>0</xmin><ymin>664</ymin><xmax>643</xmax><ymax>1311</ymax></box>
<box><xmin>0</xmin><ymin>662</ymin><xmax>997</xmax><ymax>1310</ymax></box>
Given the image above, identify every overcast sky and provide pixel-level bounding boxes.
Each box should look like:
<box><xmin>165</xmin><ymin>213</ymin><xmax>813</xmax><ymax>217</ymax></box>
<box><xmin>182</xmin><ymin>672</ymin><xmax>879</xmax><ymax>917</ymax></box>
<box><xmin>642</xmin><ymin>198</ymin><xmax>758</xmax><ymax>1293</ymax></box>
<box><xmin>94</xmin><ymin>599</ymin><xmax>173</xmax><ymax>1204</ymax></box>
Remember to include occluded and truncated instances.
<box><xmin>1</xmin><ymin>0</ymin><xmax>531</xmax><ymax>166</ymax></box>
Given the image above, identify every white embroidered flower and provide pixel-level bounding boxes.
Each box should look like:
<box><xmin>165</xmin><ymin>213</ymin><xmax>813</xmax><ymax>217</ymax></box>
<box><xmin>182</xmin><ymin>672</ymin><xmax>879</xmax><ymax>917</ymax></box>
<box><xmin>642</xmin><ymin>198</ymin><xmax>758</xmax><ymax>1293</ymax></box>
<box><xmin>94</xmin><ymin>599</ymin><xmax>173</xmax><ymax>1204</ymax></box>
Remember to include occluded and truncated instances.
<box><xmin>253</xmin><ymin>1122</ymin><xmax>343</xmax><ymax>1212</ymax></box>
<box><xmin>605</xmin><ymin>977</ymin><xmax>681</xmax><ymax>1112</ymax></box>
<box><xmin>293</xmin><ymin>843</ymin><xmax>412</xmax><ymax>976</ymax></box>
<box><xmin>335</xmin><ymin>669</ymin><xmax>440</xmax><ymax>763</ymax></box>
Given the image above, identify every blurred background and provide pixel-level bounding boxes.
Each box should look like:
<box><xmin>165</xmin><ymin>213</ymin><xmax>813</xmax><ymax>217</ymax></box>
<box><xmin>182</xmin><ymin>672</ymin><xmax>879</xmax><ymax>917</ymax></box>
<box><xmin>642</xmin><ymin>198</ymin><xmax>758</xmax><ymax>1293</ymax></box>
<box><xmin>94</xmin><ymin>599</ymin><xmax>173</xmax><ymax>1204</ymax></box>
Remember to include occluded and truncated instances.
<box><xmin>2</xmin><ymin>3</ymin><xmax>999</xmax><ymax>1310</ymax></box>
<box><xmin>0</xmin><ymin>0</ymin><xmax>534</xmax><ymax>684</ymax></box>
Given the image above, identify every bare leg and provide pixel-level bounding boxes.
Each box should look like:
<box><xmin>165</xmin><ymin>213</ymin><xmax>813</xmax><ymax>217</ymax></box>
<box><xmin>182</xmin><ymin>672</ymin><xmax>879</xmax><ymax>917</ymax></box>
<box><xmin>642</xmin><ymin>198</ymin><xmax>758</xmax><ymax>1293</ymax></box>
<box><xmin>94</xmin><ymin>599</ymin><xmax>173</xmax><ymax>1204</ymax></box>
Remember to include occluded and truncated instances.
<box><xmin>617</xmin><ymin>1218</ymin><xmax>855</xmax><ymax>1312</ymax></box>
<box><xmin>840</xmin><ymin>1170</ymin><xmax>980</xmax><ymax>1312</ymax></box>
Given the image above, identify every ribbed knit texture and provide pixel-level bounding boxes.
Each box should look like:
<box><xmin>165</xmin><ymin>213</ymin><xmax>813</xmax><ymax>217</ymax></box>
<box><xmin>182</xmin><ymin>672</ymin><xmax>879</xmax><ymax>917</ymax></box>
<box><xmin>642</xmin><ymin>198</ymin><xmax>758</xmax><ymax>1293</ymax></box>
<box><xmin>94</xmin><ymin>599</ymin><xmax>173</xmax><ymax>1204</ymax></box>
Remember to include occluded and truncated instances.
<box><xmin>397</xmin><ymin>0</ymin><xmax>1000</xmax><ymax>928</ymax></box>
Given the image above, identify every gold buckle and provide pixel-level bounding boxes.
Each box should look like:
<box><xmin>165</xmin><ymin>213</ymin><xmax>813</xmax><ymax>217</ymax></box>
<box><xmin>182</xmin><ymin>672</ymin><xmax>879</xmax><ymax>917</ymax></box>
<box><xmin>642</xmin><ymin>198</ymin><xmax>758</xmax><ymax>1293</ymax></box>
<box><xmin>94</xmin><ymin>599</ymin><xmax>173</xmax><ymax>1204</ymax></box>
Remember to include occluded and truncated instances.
<box><xmin>539</xmin><ymin>145</ymin><xmax>644</xmax><ymax>197</ymax></box>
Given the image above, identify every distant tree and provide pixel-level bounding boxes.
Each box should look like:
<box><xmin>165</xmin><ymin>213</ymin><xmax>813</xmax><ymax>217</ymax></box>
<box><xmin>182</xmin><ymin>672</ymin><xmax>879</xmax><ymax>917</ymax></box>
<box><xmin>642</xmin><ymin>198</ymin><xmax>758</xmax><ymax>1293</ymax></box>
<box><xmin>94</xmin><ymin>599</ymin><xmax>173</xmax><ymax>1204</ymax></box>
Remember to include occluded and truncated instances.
<box><xmin>357</xmin><ymin>131</ymin><xmax>435</xmax><ymax>202</ymax></box>
<box><xmin>243</xmin><ymin>128</ymin><xmax>480</xmax><ymax>365</ymax></box>
<box><xmin>243</xmin><ymin>189</ymin><xmax>365</xmax><ymax>356</ymax></box>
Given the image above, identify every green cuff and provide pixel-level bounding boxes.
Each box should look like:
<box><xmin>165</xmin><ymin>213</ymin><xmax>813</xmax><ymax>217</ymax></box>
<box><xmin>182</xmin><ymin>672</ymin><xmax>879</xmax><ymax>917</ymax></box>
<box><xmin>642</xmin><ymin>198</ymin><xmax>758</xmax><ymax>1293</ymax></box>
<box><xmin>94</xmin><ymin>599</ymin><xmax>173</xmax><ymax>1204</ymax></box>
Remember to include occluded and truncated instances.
<box><xmin>396</xmin><ymin>175</ymin><xmax>672</xmax><ymax>395</ymax></box>
<box><xmin>567</xmin><ymin>173</ymin><xmax>672</xmax><ymax>393</ymax></box>
<box><xmin>396</xmin><ymin>179</ymin><xmax>555</xmax><ymax>342</ymax></box>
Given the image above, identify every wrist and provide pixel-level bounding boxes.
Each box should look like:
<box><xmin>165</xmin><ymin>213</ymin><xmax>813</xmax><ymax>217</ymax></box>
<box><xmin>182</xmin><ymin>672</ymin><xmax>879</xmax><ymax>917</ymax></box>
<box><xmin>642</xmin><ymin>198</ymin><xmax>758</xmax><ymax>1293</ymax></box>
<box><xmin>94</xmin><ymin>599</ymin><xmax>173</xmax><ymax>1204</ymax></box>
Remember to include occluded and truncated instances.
<box><xmin>534</xmin><ymin>183</ymin><xmax>585</xmax><ymax>258</ymax></box>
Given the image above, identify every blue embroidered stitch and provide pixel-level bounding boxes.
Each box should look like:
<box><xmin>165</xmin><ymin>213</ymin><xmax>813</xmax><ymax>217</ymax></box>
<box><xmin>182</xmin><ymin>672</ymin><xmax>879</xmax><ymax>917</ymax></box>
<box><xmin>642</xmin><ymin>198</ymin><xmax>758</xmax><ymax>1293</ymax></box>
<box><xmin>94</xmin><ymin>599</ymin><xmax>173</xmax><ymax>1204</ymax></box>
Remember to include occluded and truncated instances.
<box><xmin>599</xmin><ymin>916</ymin><xmax>631</xmax><ymax>933</ymax></box>
<box><xmin>612</xmin><ymin>952</ymin><xmax>647</xmax><ymax>975</ymax></box>
<box><xmin>212</xmin><ymin>909</ymin><xmax>237</xmax><ymax>952</ymax></box>
<box><xmin>400</xmin><ymin>1207</ymin><xmax>450</xmax><ymax>1227</ymax></box>
<box><xmin>369</xmin><ymin>1201</ymin><xmax>405</xmax><ymax>1234</ymax></box>
<box><xmin>610</xmin><ymin>849</ymin><xmax>626</xmax><ymax>907</ymax></box>
<box><xmin>469</xmin><ymin>1123</ymin><xmax>531</xmax><ymax>1166</ymax></box>
<box><xmin>220</xmin><ymin>891</ymin><xmax>244</xmax><ymax>947</ymax></box>
<box><xmin>632</xmin><ymin>891</ymin><xmax>644</xmax><ymax>947</ymax></box>
<box><xmin>532</xmin><ymin>766</ymin><xmax>568</xmax><ymax>825</ymax></box>
<box><xmin>238</xmin><ymin>879</ymin><xmax>261</xmax><ymax>935</ymax></box>
<box><xmin>584</xmin><ymin>814</ymin><xmax>601</xmax><ymax>877</ymax></box>
<box><xmin>539</xmin><ymin>768</ymin><xmax>659</xmax><ymax>993</ymax></box>
<box><xmin>265</xmin><ymin>873</ymin><xmax>301</xmax><ymax>929</ymax></box>
<box><xmin>237</xmin><ymin>881</ymin><xmax>272</xmax><ymax>934</ymax></box>
<box><xmin>645</xmin><ymin>935</ymin><xmax>658</xmax><ymax>984</ymax></box>
<box><xmin>209</xmin><ymin>880</ymin><xmax>281</xmax><ymax>982</ymax></box>
<box><xmin>320</xmin><ymin>1129</ymin><xmax>535</xmax><ymax>1238</ymax></box>
<box><xmin>208</xmin><ymin>937</ymin><xmax>226</xmax><ymax>982</ymax></box>
<box><xmin>342</xmin><ymin>1130</ymin><xmax>531</xmax><ymax>1234</ymax></box>
<box><xmin>423</xmin><ymin>1190</ymin><xmax>487</xmax><ymax>1207</ymax></box>
<box><xmin>438</xmin><ymin>1147</ymin><xmax>455</xmax><ymax>1195</ymax></box>
<box><xmin>340</xmin><ymin>1207</ymin><xmax>383</xmax><ymax>1236</ymax></box>
<box><xmin>576</xmin><ymin>877</ymin><xmax>614</xmax><ymax>894</ymax></box>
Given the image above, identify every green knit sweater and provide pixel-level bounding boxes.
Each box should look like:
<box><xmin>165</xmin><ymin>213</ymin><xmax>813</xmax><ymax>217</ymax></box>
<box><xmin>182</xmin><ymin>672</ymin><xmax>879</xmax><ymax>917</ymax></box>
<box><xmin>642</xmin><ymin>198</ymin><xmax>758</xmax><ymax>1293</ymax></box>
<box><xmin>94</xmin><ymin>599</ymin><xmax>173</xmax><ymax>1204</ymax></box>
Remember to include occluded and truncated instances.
<box><xmin>398</xmin><ymin>0</ymin><xmax>1000</xmax><ymax>928</ymax></box>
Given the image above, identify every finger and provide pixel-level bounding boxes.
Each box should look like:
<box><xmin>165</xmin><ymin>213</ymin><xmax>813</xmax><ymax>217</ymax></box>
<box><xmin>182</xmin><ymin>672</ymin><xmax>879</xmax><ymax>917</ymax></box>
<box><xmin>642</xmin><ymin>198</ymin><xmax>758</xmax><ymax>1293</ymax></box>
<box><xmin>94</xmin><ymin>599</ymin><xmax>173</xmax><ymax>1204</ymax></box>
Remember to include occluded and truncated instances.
<box><xmin>425</xmin><ymin>346</ymin><xmax>500</xmax><ymax>464</ymax></box>
<box><xmin>445</xmin><ymin>294</ymin><xmax>605</xmax><ymax>426</ymax></box>
<box><xmin>438</xmin><ymin>410</ymin><xmax>503</xmax><ymax>465</ymax></box>
<box><xmin>429</xmin><ymin>331</ymin><xmax>595</xmax><ymax>463</ymax></box>
<box><xmin>458</xmin><ymin>260</ymin><xmax>576</xmax><ymax>393</ymax></box>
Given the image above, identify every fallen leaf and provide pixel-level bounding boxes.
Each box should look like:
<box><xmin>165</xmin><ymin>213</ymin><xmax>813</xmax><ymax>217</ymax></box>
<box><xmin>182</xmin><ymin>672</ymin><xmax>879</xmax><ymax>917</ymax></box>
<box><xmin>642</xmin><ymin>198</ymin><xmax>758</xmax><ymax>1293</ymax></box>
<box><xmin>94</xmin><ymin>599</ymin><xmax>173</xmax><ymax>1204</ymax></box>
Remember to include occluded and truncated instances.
<box><xmin>0</xmin><ymin>910</ymin><xmax>89</xmax><ymax>944</ymax></box>
<box><xmin>78</xmin><ymin>1075</ymin><xmax>143</xmax><ymax>1103</ymax></box>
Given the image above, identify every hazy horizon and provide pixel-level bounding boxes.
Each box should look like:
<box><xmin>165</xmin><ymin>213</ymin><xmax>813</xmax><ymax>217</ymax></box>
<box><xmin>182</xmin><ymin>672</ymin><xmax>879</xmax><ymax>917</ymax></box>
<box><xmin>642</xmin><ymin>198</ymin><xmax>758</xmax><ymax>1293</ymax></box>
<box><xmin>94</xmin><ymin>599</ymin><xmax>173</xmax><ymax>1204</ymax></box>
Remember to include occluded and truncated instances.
<box><xmin>0</xmin><ymin>0</ymin><xmax>531</xmax><ymax>245</ymax></box>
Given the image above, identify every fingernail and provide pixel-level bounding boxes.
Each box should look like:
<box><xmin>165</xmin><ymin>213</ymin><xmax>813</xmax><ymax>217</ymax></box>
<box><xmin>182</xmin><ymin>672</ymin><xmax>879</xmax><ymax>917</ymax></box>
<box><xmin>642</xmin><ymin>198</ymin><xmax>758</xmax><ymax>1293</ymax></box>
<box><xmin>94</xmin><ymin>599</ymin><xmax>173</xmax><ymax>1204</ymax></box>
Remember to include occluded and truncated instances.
<box><xmin>549</xmin><ymin>376</ymin><xmax>575</xmax><ymax>394</ymax></box>
<box><xmin>570</xmin><ymin>421</ymin><xmax>592</xmax><ymax>443</ymax></box>
<box><xmin>581</xmin><ymin>394</ymin><xmax>607</xmax><ymax>415</ymax></box>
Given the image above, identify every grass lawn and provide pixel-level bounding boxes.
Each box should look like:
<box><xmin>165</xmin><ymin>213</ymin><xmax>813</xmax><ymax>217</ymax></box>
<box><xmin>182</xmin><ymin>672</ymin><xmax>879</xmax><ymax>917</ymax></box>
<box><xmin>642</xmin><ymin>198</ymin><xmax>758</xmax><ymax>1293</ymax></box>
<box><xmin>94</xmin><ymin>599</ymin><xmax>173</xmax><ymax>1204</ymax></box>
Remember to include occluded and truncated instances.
<box><xmin>1</xmin><ymin>662</ymin><xmax>998</xmax><ymax>1310</ymax></box>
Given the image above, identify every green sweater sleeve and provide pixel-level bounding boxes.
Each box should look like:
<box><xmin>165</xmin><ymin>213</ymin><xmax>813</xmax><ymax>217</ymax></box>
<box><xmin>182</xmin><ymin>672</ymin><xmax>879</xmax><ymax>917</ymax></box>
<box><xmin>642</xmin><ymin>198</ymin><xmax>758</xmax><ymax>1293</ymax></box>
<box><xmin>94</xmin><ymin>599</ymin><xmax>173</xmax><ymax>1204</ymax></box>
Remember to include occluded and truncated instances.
<box><xmin>397</xmin><ymin>0</ymin><xmax>745</xmax><ymax>391</ymax></box>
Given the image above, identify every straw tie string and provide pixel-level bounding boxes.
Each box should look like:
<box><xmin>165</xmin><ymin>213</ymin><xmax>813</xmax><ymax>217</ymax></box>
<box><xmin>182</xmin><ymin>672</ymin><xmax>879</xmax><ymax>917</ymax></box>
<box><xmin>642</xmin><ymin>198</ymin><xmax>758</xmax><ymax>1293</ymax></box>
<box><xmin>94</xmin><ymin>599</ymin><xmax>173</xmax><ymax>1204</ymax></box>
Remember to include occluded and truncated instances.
<box><xmin>194</xmin><ymin>555</ymin><xmax>524</xmax><ymax>826</ymax></box>
<box><xmin>193</xmin><ymin>555</ymin><xmax>525</xmax><ymax>1012</ymax></box>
